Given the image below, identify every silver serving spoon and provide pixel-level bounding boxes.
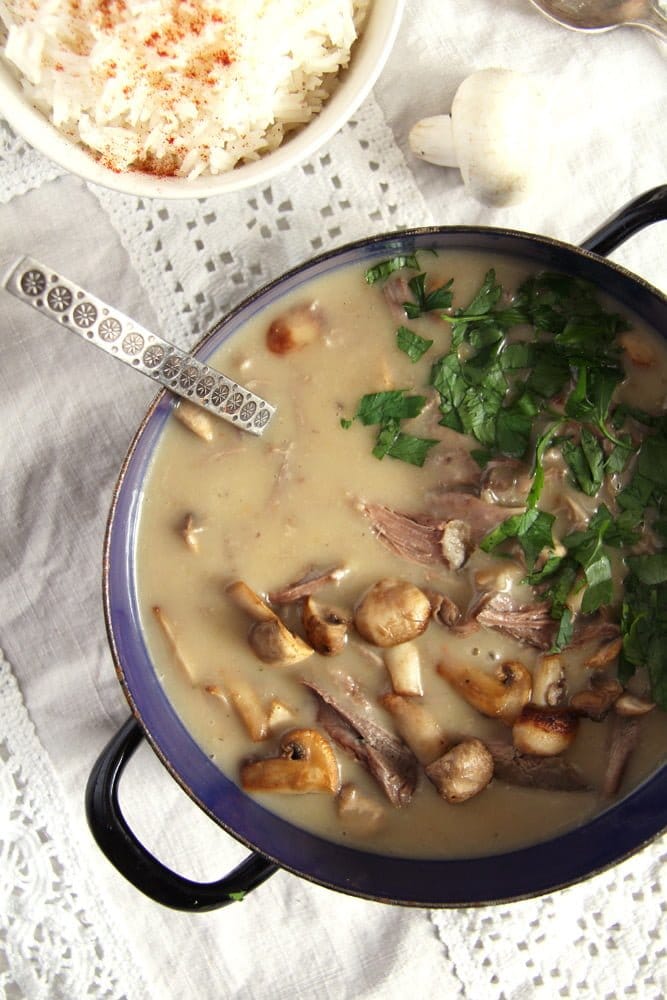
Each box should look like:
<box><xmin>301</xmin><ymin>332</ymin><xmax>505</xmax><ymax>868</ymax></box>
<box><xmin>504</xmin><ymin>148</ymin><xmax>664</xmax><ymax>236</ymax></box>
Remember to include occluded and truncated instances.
<box><xmin>4</xmin><ymin>256</ymin><xmax>276</xmax><ymax>436</ymax></box>
<box><xmin>528</xmin><ymin>0</ymin><xmax>667</xmax><ymax>39</ymax></box>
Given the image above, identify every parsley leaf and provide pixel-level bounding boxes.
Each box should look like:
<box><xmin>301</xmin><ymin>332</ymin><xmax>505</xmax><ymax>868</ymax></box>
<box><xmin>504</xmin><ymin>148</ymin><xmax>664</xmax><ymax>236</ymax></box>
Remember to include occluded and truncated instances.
<box><xmin>480</xmin><ymin>508</ymin><xmax>555</xmax><ymax>570</ymax></box>
<box><xmin>364</xmin><ymin>255</ymin><xmax>421</xmax><ymax>285</ymax></box>
<box><xmin>561</xmin><ymin>427</ymin><xmax>605</xmax><ymax>496</ymax></box>
<box><xmin>372</xmin><ymin>420</ymin><xmax>438</xmax><ymax>466</ymax></box>
<box><xmin>618</xmin><ymin>433</ymin><xmax>667</xmax><ymax>515</ymax></box>
<box><xmin>551</xmin><ymin>608</ymin><xmax>574</xmax><ymax>652</ymax></box>
<box><xmin>403</xmin><ymin>274</ymin><xmax>453</xmax><ymax>318</ymax></box>
<box><xmin>396</xmin><ymin>326</ymin><xmax>433</xmax><ymax>362</ymax></box>
<box><xmin>619</xmin><ymin>573</ymin><xmax>667</xmax><ymax>709</ymax></box>
<box><xmin>345</xmin><ymin>389</ymin><xmax>427</xmax><ymax>426</ymax></box>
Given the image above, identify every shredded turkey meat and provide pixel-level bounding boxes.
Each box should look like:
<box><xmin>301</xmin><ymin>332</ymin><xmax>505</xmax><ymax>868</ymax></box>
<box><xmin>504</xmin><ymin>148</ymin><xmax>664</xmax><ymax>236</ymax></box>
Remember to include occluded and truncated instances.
<box><xmin>488</xmin><ymin>743</ymin><xmax>591</xmax><ymax>792</ymax></box>
<box><xmin>303</xmin><ymin>680</ymin><xmax>418</xmax><ymax>807</ymax></box>
<box><xmin>475</xmin><ymin>593</ymin><xmax>621</xmax><ymax>652</ymax></box>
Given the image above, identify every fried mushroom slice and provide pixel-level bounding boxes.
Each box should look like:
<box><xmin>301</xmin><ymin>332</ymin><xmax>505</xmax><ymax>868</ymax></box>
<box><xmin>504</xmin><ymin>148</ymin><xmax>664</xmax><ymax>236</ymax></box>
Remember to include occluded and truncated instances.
<box><xmin>532</xmin><ymin>653</ymin><xmax>566</xmax><ymax>708</ymax></box>
<box><xmin>179</xmin><ymin>512</ymin><xmax>203</xmax><ymax>553</ymax></box>
<box><xmin>354</xmin><ymin>578</ymin><xmax>431</xmax><ymax>648</ymax></box>
<box><xmin>226</xmin><ymin>580</ymin><xmax>314</xmax><ymax>666</ymax></box>
<box><xmin>266</xmin><ymin>302</ymin><xmax>323</xmax><ymax>354</ymax></box>
<box><xmin>570</xmin><ymin>675</ymin><xmax>623</xmax><ymax>721</ymax></box>
<box><xmin>152</xmin><ymin>606</ymin><xmax>196</xmax><ymax>682</ymax></box>
<box><xmin>205</xmin><ymin>680</ymin><xmax>269</xmax><ymax>742</ymax></box>
<box><xmin>425</xmin><ymin>739</ymin><xmax>494</xmax><ymax>804</ymax></box>
<box><xmin>174</xmin><ymin>399</ymin><xmax>215</xmax><ymax>441</ymax></box>
<box><xmin>240</xmin><ymin>728</ymin><xmax>340</xmax><ymax>794</ymax></box>
<box><xmin>613</xmin><ymin>692</ymin><xmax>656</xmax><ymax>717</ymax></box>
<box><xmin>437</xmin><ymin>657</ymin><xmax>532</xmax><ymax>725</ymax></box>
<box><xmin>302</xmin><ymin>597</ymin><xmax>350</xmax><ymax>656</ymax></box>
<box><xmin>512</xmin><ymin>704</ymin><xmax>579</xmax><ymax>757</ymax></box>
<box><xmin>584</xmin><ymin>637</ymin><xmax>623</xmax><ymax>669</ymax></box>
<box><xmin>441</xmin><ymin>519</ymin><xmax>472</xmax><ymax>570</ymax></box>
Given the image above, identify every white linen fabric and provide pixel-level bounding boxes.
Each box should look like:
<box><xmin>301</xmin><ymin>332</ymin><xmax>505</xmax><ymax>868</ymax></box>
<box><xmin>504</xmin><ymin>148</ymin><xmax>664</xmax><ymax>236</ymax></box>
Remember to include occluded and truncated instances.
<box><xmin>1</xmin><ymin>2</ymin><xmax>666</xmax><ymax>997</ymax></box>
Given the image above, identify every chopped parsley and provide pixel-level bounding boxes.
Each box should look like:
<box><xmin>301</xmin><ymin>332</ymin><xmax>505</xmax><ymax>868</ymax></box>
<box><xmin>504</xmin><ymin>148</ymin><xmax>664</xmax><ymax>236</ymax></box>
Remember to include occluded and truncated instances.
<box><xmin>396</xmin><ymin>326</ymin><xmax>433</xmax><ymax>362</ymax></box>
<box><xmin>343</xmin><ymin>256</ymin><xmax>667</xmax><ymax>702</ymax></box>
<box><xmin>364</xmin><ymin>254</ymin><xmax>421</xmax><ymax>285</ymax></box>
<box><xmin>403</xmin><ymin>273</ymin><xmax>453</xmax><ymax>319</ymax></box>
<box><xmin>341</xmin><ymin>389</ymin><xmax>427</xmax><ymax>427</ymax></box>
<box><xmin>341</xmin><ymin>390</ymin><xmax>437</xmax><ymax>467</ymax></box>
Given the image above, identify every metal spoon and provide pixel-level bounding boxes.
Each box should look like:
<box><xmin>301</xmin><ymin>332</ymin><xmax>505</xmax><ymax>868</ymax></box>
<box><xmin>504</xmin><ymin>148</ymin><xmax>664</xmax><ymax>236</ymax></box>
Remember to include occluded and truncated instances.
<box><xmin>528</xmin><ymin>0</ymin><xmax>667</xmax><ymax>39</ymax></box>
<box><xmin>4</xmin><ymin>256</ymin><xmax>276</xmax><ymax>436</ymax></box>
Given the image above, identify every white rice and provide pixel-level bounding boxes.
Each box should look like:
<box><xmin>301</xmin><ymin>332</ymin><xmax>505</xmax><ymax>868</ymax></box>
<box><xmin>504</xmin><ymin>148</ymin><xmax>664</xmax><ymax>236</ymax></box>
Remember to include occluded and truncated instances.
<box><xmin>1</xmin><ymin>0</ymin><xmax>370</xmax><ymax>178</ymax></box>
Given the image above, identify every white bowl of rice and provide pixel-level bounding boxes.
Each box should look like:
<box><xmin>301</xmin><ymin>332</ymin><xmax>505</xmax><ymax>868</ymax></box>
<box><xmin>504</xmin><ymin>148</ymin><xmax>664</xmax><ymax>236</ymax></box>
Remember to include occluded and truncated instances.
<box><xmin>0</xmin><ymin>0</ymin><xmax>403</xmax><ymax>200</ymax></box>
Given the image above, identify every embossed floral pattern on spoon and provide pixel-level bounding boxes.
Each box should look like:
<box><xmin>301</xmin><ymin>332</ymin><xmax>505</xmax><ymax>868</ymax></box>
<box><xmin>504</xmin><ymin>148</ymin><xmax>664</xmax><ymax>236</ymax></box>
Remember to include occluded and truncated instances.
<box><xmin>4</xmin><ymin>256</ymin><xmax>276</xmax><ymax>436</ymax></box>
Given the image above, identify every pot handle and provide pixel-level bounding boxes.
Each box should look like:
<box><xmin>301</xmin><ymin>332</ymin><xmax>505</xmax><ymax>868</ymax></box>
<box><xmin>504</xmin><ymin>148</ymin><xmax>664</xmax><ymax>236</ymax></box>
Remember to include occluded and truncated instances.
<box><xmin>85</xmin><ymin>716</ymin><xmax>279</xmax><ymax>911</ymax></box>
<box><xmin>581</xmin><ymin>185</ymin><xmax>667</xmax><ymax>256</ymax></box>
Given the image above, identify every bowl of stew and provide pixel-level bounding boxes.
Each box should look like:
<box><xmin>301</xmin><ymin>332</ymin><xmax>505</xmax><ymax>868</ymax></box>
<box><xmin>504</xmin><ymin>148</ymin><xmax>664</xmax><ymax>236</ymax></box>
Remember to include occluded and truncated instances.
<box><xmin>87</xmin><ymin>187</ymin><xmax>667</xmax><ymax>909</ymax></box>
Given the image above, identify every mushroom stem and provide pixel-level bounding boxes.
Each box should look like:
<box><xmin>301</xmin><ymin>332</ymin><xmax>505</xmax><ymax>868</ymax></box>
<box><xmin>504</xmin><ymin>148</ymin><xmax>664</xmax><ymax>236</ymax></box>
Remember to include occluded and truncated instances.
<box><xmin>409</xmin><ymin>114</ymin><xmax>457</xmax><ymax>168</ymax></box>
<box><xmin>409</xmin><ymin>68</ymin><xmax>549</xmax><ymax>207</ymax></box>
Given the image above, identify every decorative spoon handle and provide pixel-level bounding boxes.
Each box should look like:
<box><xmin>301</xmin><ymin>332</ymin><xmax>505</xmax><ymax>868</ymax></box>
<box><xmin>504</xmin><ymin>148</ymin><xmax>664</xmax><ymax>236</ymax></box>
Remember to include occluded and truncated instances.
<box><xmin>4</xmin><ymin>256</ymin><xmax>275</xmax><ymax>436</ymax></box>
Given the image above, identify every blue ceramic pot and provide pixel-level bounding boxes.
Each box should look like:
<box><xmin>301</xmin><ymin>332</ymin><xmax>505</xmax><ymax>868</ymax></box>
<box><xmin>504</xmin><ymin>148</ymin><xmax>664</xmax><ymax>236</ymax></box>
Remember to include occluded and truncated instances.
<box><xmin>88</xmin><ymin>187</ymin><xmax>667</xmax><ymax>910</ymax></box>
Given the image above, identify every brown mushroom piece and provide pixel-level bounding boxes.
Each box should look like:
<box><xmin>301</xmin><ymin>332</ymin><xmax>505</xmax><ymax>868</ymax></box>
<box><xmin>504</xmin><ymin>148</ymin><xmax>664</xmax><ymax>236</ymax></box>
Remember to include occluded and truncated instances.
<box><xmin>614</xmin><ymin>692</ymin><xmax>656</xmax><ymax>717</ymax></box>
<box><xmin>532</xmin><ymin>653</ymin><xmax>566</xmax><ymax>708</ymax></box>
<box><xmin>266</xmin><ymin>302</ymin><xmax>323</xmax><ymax>354</ymax></box>
<box><xmin>584</xmin><ymin>637</ymin><xmax>623</xmax><ymax>669</ymax></box>
<box><xmin>570</xmin><ymin>675</ymin><xmax>623</xmax><ymax>722</ymax></box>
<box><xmin>179</xmin><ymin>512</ymin><xmax>203</xmax><ymax>553</ymax></box>
<box><xmin>480</xmin><ymin>458</ymin><xmax>532</xmax><ymax>507</ymax></box>
<box><xmin>226</xmin><ymin>580</ymin><xmax>314</xmax><ymax>666</ymax></box>
<box><xmin>354</xmin><ymin>578</ymin><xmax>431</xmax><ymax>648</ymax></box>
<box><xmin>512</xmin><ymin>704</ymin><xmax>579</xmax><ymax>757</ymax></box>
<box><xmin>302</xmin><ymin>596</ymin><xmax>350</xmax><ymax>656</ymax></box>
<box><xmin>425</xmin><ymin>588</ymin><xmax>461</xmax><ymax>628</ymax></box>
<box><xmin>240</xmin><ymin>728</ymin><xmax>340</xmax><ymax>794</ymax></box>
<box><xmin>440</xmin><ymin>519</ymin><xmax>472</xmax><ymax>570</ymax></box>
<box><xmin>174</xmin><ymin>399</ymin><xmax>215</xmax><ymax>441</ymax></box>
<box><xmin>213</xmin><ymin>678</ymin><xmax>270</xmax><ymax>742</ymax></box>
<box><xmin>437</xmin><ymin>657</ymin><xmax>532</xmax><ymax>725</ymax></box>
<box><xmin>425</xmin><ymin>739</ymin><xmax>494</xmax><ymax>804</ymax></box>
<box><xmin>152</xmin><ymin>605</ymin><xmax>196</xmax><ymax>682</ymax></box>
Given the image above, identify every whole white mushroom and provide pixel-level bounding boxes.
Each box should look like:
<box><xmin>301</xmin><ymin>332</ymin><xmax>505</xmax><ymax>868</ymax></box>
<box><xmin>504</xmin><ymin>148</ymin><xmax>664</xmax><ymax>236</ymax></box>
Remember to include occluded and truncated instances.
<box><xmin>409</xmin><ymin>68</ymin><xmax>549</xmax><ymax>207</ymax></box>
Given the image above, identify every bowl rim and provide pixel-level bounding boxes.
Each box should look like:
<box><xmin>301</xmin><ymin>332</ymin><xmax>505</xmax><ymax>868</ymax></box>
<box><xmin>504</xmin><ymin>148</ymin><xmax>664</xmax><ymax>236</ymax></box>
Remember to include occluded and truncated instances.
<box><xmin>0</xmin><ymin>0</ymin><xmax>405</xmax><ymax>200</ymax></box>
<box><xmin>103</xmin><ymin>224</ymin><xmax>667</xmax><ymax>907</ymax></box>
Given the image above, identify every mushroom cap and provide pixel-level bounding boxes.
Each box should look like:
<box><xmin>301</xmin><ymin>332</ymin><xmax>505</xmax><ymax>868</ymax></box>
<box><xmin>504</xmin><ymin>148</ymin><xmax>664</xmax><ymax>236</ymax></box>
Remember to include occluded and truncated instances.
<box><xmin>451</xmin><ymin>68</ymin><xmax>547</xmax><ymax>207</ymax></box>
<box><xmin>302</xmin><ymin>596</ymin><xmax>350</xmax><ymax>656</ymax></box>
<box><xmin>512</xmin><ymin>704</ymin><xmax>579</xmax><ymax>757</ymax></box>
<box><xmin>426</xmin><ymin>738</ymin><xmax>494</xmax><ymax>804</ymax></box>
<box><xmin>240</xmin><ymin>727</ymin><xmax>340</xmax><ymax>794</ymax></box>
<box><xmin>354</xmin><ymin>578</ymin><xmax>431</xmax><ymax>647</ymax></box>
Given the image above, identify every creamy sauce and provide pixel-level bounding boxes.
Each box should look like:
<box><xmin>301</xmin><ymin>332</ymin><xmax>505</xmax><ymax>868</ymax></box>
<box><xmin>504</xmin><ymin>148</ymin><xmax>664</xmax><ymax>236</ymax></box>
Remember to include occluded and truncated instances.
<box><xmin>136</xmin><ymin>250</ymin><xmax>667</xmax><ymax>858</ymax></box>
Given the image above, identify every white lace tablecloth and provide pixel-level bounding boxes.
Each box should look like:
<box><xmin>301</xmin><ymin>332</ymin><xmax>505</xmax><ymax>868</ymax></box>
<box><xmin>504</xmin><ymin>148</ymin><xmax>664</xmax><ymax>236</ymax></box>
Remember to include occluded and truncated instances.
<box><xmin>1</xmin><ymin>2</ymin><xmax>666</xmax><ymax>998</ymax></box>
